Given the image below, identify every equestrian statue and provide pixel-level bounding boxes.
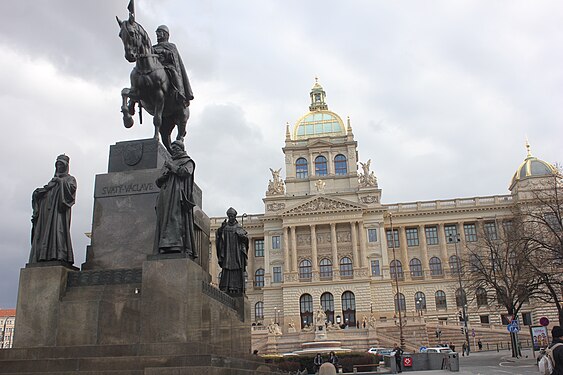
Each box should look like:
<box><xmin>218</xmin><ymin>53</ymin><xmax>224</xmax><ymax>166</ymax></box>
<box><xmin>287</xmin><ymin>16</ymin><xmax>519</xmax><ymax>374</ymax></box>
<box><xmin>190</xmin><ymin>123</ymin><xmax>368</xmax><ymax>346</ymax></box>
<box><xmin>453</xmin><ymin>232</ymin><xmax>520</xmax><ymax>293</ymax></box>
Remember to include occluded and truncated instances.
<box><xmin>116</xmin><ymin>1</ymin><xmax>194</xmax><ymax>154</ymax></box>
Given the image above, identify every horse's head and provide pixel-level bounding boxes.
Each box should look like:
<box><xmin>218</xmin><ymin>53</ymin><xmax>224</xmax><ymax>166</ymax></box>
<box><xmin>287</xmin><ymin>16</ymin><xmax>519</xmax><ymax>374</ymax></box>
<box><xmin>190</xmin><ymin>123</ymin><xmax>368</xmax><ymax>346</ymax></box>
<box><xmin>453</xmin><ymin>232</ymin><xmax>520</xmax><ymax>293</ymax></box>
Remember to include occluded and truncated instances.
<box><xmin>116</xmin><ymin>16</ymin><xmax>152</xmax><ymax>63</ymax></box>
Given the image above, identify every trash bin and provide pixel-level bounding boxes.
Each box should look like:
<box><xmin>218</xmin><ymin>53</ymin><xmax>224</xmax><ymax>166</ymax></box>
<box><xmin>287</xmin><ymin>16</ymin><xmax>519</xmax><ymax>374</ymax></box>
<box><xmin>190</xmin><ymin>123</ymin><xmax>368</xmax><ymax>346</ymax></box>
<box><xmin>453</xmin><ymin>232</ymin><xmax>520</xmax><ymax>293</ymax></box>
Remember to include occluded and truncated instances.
<box><xmin>448</xmin><ymin>353</ymin><xmax>459</xmax><ymax>372</ymax></box>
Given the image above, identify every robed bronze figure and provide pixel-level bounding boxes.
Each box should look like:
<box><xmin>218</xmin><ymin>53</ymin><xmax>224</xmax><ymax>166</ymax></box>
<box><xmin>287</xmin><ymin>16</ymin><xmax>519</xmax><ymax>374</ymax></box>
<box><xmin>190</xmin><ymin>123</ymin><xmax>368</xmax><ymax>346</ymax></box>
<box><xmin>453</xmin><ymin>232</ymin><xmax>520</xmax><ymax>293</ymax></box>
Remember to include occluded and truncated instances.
<box><xmin>154</xmin><ymin>140</ymin><xmax>197</xmax><ymax>258</ymax></box>
<box><xmin>29</xmin><ymin>154</ymin><xmax>77</xmax><ymax>264</ymax></box>
<box><xmin>216</xmin><ymin>208</ymin><xmax>248</xmax><ymax>295</ymax></box>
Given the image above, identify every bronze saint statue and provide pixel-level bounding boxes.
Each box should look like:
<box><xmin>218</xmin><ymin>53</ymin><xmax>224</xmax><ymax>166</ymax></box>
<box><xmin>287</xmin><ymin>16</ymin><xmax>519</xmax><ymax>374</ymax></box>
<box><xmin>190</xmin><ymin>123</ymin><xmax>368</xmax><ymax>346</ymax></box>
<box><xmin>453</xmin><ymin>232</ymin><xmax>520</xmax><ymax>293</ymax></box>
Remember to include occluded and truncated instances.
<box><xmin>29</xmin><ymin>154</ymin><xmax>77</xmax><ymax>264</ymax></box>
<box><xmin>154</xmin><ymin>140</ymin><xmax>197</xmax><ymax>258</ymax></box>
<box><xmin>117</xmin><ymin>2</ymin><xmax>193</xmax><ymax>154</ymax></box>
<box><xmin>216</xmin><ymin>208</ymin><xmax>248</xmax><ymax>295</ymax></box>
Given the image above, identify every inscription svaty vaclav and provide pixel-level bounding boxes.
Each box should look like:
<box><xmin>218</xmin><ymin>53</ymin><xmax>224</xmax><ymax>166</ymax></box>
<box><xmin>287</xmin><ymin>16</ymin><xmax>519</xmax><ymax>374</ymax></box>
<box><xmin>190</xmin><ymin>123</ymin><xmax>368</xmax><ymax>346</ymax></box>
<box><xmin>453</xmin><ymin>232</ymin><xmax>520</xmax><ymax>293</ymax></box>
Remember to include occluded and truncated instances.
<box><xmin>101</xmin><ymin>182</ymin><xmax>156</xmax><ymax>196</ymax></box>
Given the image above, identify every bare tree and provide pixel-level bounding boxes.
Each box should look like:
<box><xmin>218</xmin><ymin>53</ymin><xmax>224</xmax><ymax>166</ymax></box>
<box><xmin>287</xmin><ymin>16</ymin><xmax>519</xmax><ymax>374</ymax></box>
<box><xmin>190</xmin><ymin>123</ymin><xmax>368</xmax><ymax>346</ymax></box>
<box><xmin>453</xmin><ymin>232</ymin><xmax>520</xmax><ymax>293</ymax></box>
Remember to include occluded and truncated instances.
<box><xmin>515</xmin><ymin>168</ymin><xmax>563</xmax><ymax>325</ymax></box>
<box><xmin>463</xmin><ymin>221</ymin><xmax>542</xmax><ymax>357</ymax></box>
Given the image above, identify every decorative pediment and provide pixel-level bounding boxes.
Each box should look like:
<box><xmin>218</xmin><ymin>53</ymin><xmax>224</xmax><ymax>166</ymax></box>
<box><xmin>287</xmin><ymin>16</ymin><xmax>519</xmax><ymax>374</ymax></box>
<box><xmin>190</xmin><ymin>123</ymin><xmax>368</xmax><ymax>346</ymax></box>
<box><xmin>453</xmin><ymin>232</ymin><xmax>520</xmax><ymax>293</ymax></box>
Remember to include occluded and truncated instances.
<box><xmin>281</xmin><ymin>196</ymin><xmax>365</xmax><ymax>216</ymax></box>
<box><xmin>308</xmin><ymin>138</ymin><xmax>333</xmax><ymax>148</ymax></box>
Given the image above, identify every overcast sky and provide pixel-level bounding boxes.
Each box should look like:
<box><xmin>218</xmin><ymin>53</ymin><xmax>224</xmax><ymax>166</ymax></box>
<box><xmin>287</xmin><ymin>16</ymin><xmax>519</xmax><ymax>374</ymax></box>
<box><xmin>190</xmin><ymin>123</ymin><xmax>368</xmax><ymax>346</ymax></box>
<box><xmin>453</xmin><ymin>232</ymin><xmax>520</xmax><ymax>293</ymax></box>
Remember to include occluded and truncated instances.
<box><xmin>0</xmin><ymin>1</ymin><xmax>561</xmax><ymax>309</ymax></box>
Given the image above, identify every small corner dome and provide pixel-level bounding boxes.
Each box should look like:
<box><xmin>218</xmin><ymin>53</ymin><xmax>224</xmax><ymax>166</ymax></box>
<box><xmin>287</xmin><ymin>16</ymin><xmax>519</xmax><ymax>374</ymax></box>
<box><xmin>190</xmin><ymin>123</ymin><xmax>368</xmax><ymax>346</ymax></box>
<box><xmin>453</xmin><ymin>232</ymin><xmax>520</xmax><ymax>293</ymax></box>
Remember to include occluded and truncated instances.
<box><xmin>510</xmin><ymin>153</ymin><xmax>557</xmax><ymax>189</ymax></box>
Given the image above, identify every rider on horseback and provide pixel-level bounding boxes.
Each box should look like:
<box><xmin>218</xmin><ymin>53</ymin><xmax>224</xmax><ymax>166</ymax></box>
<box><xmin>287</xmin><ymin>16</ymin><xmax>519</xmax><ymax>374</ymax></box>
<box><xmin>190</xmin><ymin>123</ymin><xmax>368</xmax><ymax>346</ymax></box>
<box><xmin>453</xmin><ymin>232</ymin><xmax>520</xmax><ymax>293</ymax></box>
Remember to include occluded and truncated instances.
<box><xmin>153</xmin><ymin>25</ymin><xmax>194</xmax><ymax>106</ymax></box>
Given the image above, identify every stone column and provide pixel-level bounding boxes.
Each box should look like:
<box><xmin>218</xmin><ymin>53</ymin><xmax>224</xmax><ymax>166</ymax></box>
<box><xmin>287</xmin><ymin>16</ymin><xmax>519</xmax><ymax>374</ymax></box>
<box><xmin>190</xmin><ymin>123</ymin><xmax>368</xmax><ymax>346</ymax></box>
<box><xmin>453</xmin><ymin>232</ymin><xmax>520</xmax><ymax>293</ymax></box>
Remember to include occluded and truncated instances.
<box><xmin>330</xmin><ymin>223</ymin><xmax>338</xmax><ymax>272</ymax></box>
<box><xmin>438</xmin><ymin>223</ymin><xmax>449</xmax><ymax>266</ymax></box>
<box><xmin>398</xmin><ymin>226</ymin><xmax>410</xmax><ymax>280</ymax></box>
<box><xmin>283</xmin><ymin>227</ymin><xmax>290</xmax><ymax>276</ymax></box>
<box><xmin>264</xmin><ymin>233</ymin><xmax>270</xmax><ymax>285</ymax></box>
<box><xmin>379</xmin><ymin>224</ymin><xmax>389</xmax><ymax>267</ymax></box>
<box><xmin>247</xmin><ymin>236</ymin><xmax>254</xmax><ymax>286</ymax></box>
<box><xmin>419</xmin><ymin>225</ymin><xmax>430</xmax><ymax>274</ymax></box>
<box><xmin>358</xmin><ymin>221</ymin><xmax>367</xmax><ymax>268</ymax></box>
<box><xmin>311</xmin><ymin>225</ymin><xmax>318</xmax><ymax>272</ymax></box>
<box><xmin>351</xmin><ymin>221</ymin><xmax>360</xmax><ymax>266</ymax></box>
<box><xmin>291</xmin><ymin>226</ymin><xmax>298</xmax><ymax>272</ymax></box>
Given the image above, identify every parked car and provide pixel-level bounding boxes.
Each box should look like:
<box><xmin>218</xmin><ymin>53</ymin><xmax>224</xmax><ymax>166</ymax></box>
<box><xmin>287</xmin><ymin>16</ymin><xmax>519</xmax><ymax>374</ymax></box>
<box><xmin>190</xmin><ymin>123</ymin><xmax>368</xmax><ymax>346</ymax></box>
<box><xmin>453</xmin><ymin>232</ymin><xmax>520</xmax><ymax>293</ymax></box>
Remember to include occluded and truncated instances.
<box><xmin>421</xmin><ymin>347</ymin><xmax>454</xmax><ymax>354</ymax></box>
<box><xmin>367</xmin><ymin>347</ymin><xmax>393</xmax><ymax>356</ymax></box>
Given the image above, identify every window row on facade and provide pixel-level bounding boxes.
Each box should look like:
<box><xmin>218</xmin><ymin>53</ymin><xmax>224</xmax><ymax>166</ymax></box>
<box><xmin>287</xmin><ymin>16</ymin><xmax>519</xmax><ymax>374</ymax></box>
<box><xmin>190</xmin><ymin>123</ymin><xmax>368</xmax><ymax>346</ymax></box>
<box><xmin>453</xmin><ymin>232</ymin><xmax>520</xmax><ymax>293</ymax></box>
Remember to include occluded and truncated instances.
<box><xmin>393</xmin><ymin>288</ymin><xmax>495</xmax><ymax>313</ymax></box>
<box><xmin>254</xmin><ymin>291</ymin><xmax>357</xmax><ymax>327</ymax></box>
<box><xmin>295</xmin><ymin>154</ymin><xmax>348</xmax><ymax>179</ymax></box>
<box><xmin>385</xmin><ymin>222</ymin><xmax>502</xmax><ymax>248</ymax></box>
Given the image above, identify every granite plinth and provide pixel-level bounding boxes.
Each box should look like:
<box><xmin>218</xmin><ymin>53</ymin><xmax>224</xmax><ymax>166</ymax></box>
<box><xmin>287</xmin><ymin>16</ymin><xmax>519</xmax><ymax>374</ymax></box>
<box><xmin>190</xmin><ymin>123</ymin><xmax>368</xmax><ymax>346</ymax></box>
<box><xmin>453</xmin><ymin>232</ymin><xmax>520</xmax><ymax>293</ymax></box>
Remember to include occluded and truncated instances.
<box><xmin>83</xmin><ymin>139</ymin><xmax>209</xmax><ymax>272</ymax></box>
<box><xmin>14</xmin><ymin>259</ymin><xmax>249</xmax><ymax>355</ymax></box>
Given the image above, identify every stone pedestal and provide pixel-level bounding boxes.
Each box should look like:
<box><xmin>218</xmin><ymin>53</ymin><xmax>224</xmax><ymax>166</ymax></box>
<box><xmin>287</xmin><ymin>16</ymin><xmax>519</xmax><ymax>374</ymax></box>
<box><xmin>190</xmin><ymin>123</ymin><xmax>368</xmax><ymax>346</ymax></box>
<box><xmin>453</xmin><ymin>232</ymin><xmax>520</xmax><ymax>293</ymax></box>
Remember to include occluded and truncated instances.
<box><xmin>3</xmin><ymin>138</ymin><xmax>264</xmax><ymax>373</ymax></box>
<box><xmin>83</xmin><ymin>138</ymin><xmax>209</xmax><ymax>273</ymax></box>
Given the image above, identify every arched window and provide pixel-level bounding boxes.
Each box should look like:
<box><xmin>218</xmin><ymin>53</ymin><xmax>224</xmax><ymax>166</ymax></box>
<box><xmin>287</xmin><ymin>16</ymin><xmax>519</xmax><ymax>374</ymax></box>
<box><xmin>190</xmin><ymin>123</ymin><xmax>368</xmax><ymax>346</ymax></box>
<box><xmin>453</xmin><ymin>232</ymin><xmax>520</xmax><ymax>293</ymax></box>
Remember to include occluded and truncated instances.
<box><xmin>449</xmin><ymin>255</ymin><xmax>460</xmax><ymax>275</ymax></box>
<box><xmin>456</xmin><ymin>288</ymin><xmax>467</xmax><ymax>308</ymax></box>
<box><xmin>299</xmin><ymin>259</ymin><xmax>312</xmax><ymax>280</ymax></box>
<box><xmin>435</xmin><ymin>290</ymin><xmax>447</xmax><ymax>309</ymax></box>
<box><xmin>409</xmin><ymin>258</ymin><xmax>423</xmax><ymax>277</ymax></box>
<box><xmin>255</xmin><ymin>301</ymin><xmax>264</xmax><ymax>320</ymax></box>
<box><xmin>390</xmin><ymin>260</ymin><xmax>403</xmax><ymax>279</ymax></box>
<box><xmin>429</xmin><ymin>257</ymin><xmax>443</xmax><ymax>276</ymax></box>
<box><xmin>321</xmin><ymin>292</ymin><xmax>335</xmax><ymax>323</ymax></box>
<box><xmin>254</xmin><ymin>268</ymin><xmax>265</xmax><ymax>287</ymax></box>
<box><xmin>319</xmin><ymin>258</ymin><xmax>333</xmax><ymax>279</ymax></box>
<box><xmin>296</xmin><ymin>157</ymin><xmax>308</xmax><ymax>179</ymax></box>
<box><xmin>315</xmin><ymin>155</ymin><xmax>328</xmax><ymax>176</ymax></box>
<box><xmin>339</xmin><ymin>257</ymin><xmax>353</xmax><ymax>277</ymax></box>
<box><xmin>334</xmin><ymin>154</ymin><xmax>347</xmax><ymax>175</ymax></box>
<box><xmin>414</xmin><ymin>291</ymin><xmax>426</xmax><ymax>311</ymax></box>
<box><xmin>476</xmin><ymin>288</ymin><xmax>488</xmax><ymax>306</ymax></box>
<box><xmin>395</xmin><ymin>293</ymin><xmax>406</xmax><ymax>312</ymax></box>
<box><xmin>299</xmin><ymin>294</ymin><xmax>314</xmax><ymax>328</ymax></box>
<box><xmin>341</xmin><ymin>291</ymin><xmax>356</xmax><ymax>326</ymax></box>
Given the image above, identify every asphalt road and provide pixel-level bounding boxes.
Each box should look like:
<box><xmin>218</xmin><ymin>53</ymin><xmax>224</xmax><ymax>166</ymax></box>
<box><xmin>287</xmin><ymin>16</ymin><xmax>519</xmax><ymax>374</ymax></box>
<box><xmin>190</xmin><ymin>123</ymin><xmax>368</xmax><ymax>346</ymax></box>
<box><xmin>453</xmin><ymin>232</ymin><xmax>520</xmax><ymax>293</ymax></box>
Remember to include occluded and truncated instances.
<box><xmin>416</xmin><ymin>349</ymin><xmax>540</xmax><ymax>375</ymax></box>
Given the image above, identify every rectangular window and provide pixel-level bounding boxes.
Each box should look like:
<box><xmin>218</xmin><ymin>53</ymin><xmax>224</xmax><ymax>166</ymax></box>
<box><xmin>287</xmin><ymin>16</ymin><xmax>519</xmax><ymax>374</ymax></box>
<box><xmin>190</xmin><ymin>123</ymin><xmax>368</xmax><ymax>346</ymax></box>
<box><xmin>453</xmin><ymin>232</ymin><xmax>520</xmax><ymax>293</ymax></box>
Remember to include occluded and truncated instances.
<box><xmin>425</xmin><ymin>226</ymin><xmax>439</xmax><ymax>245</ymax></box>
<box><xmin>522</xmin><ymin>312</ymin><xmax>532</xmax><ymax>326</ymax></box>
<box><xmin>371</xmin><ymin>260</ymin><xmax>380</xmax><ymax>276</ymax></box>
<box><xmin>367</xmin><ymin>228</ymin><xmax>378</xmax><ymax>243</ymax></box>
<box><xmin>273</xmin><ymin>266</ymin><xmax>283</xmax><ymax>283</ymax></box>
<box><xmin>254</xmin><ymin>239</ymin><xmax>264</xmax><ymax>257</ymax></box>
<box><xmin>444</xmin><ymin>224</ymin><xmax>458</xmax><ymax>242</ymax></box>
<box><xmin>405</xmin><ymin>228</ymin><xmax>419</xmax><ymax>246</ymax></box>
<box><xmin>480</xmin><ymin>315</ymin><xmax>490</xmax><ymax>324</ymax></box>
<box><xmin>463</xmin><ymin>223</ymin><xmax>477</xmax><ymax>242</ymax></box>
<box><xmin>386</xmin><ymin>229</ymin><xmax>400</xmax><ymax>248</ymax></box>
<box><xmin>484</xmin><ymin>222</ymin><xmax>498</xmax><ymax>240</ymax></box>
<box><xmin>500</xmin><ymin>314</ymin><xmax>511</xmax><ymax>325</ymax></box>
<box><xmin>272</xmin><ymin>235</ymin><xmax>281</xmax><ymax>249</ymax></box>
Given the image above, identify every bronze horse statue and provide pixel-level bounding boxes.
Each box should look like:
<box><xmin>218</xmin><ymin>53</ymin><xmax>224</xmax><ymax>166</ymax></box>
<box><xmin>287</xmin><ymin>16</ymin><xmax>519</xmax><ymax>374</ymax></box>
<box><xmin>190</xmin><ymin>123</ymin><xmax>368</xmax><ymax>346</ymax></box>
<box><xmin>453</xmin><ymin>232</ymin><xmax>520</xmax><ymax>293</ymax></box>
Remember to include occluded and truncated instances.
<box><xmin>116</xmin><ymin>14</ymin><xmax>190</xmax><ymax>154</ymax></box>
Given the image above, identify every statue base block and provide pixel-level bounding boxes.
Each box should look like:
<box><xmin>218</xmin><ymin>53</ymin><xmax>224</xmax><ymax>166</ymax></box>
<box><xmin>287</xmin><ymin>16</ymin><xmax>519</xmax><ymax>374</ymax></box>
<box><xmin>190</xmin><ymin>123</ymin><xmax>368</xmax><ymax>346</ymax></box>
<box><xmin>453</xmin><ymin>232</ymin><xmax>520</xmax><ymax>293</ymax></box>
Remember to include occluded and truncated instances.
<box><xmin>5</xmin><ymin>258</ymin><xmax>267</xmax><ymax>373</ymax></box>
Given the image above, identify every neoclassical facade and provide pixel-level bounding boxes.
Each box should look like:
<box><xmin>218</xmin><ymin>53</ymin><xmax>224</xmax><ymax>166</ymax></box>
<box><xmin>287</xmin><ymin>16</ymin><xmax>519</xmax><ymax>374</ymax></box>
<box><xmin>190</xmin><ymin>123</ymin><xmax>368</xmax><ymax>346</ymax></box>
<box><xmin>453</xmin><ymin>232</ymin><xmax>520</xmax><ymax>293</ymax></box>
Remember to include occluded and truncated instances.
<box><xmin>208</xmin><ymin>80</ymin><xmax>559</xmax><ymax>352</ymax></box>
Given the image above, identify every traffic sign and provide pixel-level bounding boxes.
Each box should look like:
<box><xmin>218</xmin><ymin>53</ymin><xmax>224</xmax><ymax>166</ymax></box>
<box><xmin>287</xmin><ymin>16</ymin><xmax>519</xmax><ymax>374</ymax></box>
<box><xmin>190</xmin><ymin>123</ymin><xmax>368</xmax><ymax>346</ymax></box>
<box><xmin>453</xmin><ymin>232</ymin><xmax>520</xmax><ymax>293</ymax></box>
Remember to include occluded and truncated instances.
<box><xmin>420</xmin><ymin>346</ymin><xmax>427</xmax><ymax>352</ymax></box>
<box><xmin>539</xmin><ymin>317</ymin><xmax>550</xmax><ymax>326</ymax></box>
<box><xmin>403</xmin><ymin>357</ymin><xmax>413</xmax><ymax>367</ymax></box>
<box><xmin>471</xmin><ymin>328</ymin><xmax>475</xmax><ymax>337</ymax></box>
<box><xmin>507</xmin><ymin>323</ymin><xmax>520</xmax><ymax>333</ymax></box>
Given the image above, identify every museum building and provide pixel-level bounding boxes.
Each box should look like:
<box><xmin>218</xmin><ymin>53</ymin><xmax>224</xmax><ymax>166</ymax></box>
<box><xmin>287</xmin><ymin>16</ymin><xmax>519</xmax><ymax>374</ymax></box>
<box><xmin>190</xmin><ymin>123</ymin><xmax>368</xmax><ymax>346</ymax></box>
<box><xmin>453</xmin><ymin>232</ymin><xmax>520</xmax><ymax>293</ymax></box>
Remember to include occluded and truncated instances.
<box><xmin>207</xmin><ymin>80</ymin><xmax>560</xmax><ymax>352</ymax></box>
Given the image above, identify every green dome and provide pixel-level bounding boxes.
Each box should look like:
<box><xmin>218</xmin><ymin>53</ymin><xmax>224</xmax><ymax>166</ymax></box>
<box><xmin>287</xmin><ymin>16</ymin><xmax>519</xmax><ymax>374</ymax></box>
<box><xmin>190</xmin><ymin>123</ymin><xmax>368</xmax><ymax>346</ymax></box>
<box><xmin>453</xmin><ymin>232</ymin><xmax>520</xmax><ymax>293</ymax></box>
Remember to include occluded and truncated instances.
<box><xmin>510</xmin><ymin>146</ymin><xmax>557</xmax><ymax>188</ymax></box>
<box><xmin>293</xmin><ymin>110</ymin><xmax>346</xmax><ymax>139</ymax></box>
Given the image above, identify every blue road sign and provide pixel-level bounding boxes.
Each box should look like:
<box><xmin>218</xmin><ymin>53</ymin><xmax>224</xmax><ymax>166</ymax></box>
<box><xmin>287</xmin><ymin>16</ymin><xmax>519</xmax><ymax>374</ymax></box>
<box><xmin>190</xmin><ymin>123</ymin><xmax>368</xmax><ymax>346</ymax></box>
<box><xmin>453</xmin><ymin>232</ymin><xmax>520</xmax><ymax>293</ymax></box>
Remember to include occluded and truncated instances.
<box><xmin>507</xmin><ymin>323</ymin><xmax>520</xmax><ymax>333</ymax></box>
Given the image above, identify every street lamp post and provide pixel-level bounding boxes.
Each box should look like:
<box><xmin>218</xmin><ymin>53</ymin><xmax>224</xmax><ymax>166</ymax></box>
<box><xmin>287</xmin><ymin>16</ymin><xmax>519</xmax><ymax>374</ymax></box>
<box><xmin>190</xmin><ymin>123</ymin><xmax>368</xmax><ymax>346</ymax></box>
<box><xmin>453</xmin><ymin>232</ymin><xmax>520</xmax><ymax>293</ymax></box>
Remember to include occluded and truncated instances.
<box><xmin>389</xmin><ymin>213</ymin><xmax>405</xmax><ymax>350</ymax></box>
<box><xmin>448</xmin><ymin>233</ymin><xmax>470</xmax><ymax>356</ymax></box>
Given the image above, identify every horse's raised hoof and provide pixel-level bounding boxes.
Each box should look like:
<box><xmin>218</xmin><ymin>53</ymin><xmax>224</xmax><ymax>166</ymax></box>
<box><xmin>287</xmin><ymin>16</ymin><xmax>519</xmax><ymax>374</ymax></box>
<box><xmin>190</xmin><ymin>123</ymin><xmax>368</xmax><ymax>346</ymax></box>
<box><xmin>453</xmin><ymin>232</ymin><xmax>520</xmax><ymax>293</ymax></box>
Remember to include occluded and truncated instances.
<box><xmin>123</xmin><ymin>116</ymin><xmax>134</xmax><ymax>128</ymax></box>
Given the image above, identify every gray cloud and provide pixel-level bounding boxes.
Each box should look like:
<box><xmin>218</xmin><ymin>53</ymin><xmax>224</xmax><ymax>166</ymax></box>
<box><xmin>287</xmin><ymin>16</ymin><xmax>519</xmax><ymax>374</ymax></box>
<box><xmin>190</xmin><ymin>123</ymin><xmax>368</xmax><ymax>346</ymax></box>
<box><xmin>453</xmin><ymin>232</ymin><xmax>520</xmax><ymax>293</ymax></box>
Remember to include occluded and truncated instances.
<box><xmin>0</xmin><ymin>0</ymin><xmax>561</xmax><ymax>308</ymax></box>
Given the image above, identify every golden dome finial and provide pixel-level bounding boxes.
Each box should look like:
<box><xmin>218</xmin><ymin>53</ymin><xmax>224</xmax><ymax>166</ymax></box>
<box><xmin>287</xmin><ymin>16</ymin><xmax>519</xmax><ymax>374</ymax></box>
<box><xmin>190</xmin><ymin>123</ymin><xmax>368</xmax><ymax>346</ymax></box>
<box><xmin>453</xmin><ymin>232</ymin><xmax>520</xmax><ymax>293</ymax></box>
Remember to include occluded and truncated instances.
<box><xmin>525</xmin><ymin>138</ymin><xmax>532</xmax><ymax>158</ymax></box>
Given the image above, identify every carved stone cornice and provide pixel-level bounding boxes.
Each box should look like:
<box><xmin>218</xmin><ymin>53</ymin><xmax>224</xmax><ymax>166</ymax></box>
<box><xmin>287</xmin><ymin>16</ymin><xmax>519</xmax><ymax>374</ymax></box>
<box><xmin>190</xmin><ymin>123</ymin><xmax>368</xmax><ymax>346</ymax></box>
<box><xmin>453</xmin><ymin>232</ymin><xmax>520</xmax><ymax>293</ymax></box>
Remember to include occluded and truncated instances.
<box><xmin>281</xmin><ymin>196</ymin><xmax>365</xmax><ymax>217</ymax></box>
